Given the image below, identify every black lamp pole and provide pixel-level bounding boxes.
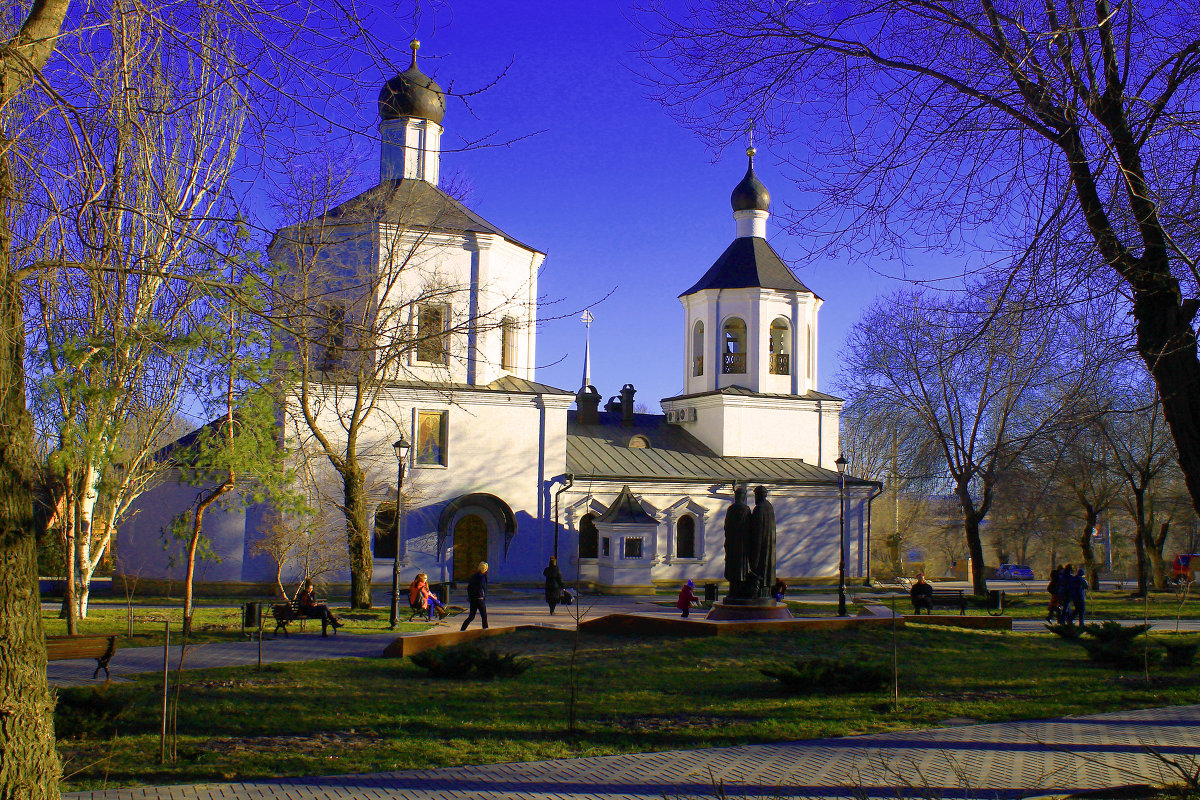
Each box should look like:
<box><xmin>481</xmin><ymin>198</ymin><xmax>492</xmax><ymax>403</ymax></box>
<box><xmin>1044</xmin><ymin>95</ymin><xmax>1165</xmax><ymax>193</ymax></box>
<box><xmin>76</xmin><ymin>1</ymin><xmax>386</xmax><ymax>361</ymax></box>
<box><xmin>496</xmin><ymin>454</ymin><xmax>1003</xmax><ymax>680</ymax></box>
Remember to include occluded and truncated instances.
<box><xmin>836</xmin><ymin>454</ymin><xmax>848</xmax><ymax>617</ymax></box>
<box><xmin>389</xmin><ymin>435</ymin><xmax>411</xmax><ymax>629</ymax></box>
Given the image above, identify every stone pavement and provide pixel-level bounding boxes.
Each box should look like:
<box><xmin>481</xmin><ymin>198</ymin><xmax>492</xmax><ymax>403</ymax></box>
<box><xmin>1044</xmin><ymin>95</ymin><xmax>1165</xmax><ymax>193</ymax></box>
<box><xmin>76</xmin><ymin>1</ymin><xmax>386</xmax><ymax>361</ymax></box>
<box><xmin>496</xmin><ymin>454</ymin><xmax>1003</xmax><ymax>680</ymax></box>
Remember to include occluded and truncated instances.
<box><xmin>45</xmin><ymin>594</ymin><xmax>651</xmax><ymax>687</ymax></box>
<box><xmin>63</xmin><ymin>704</ymin><xmax>1200</xmax><ymax>799</ymax></box>
<box><xmin>47</xmin><ymin>591</ymin><xmax>1200</xmax><ymax>686</ymax></box>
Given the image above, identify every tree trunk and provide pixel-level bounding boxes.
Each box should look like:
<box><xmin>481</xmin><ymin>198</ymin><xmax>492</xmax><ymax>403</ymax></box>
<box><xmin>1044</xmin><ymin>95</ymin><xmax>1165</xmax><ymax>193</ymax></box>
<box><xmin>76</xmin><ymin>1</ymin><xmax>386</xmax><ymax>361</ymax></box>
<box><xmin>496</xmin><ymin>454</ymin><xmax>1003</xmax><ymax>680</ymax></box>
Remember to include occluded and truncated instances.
<box><xmin>0</xmin><ymin>157</ymin><xmax>63</xmax><ymax>799</ymax></box>
<box><xmin>1080</xmin><ymin>505</ymin><xmax>1099</xmax><ymax>592</ymax></box>
<box><xmin>1146</xmin><ymin>521</ymin><xmax>1169</xmax><ymax>590</ymax></box>
<box><xmin>344</xmin><ymin>466</ymin><xmax>371</xmax><ymax>609</ymax></box>
<box><xmin>58</xmin><ymin>485</ymin><xmax>76</xmax><ymax>635</ymax></box>
<box><xmin>183</xmin><ymin>475</ymin><xmax>234</xmax><ymax>636</ymax></box>
<box><xmin>1132</xmin><ymin>487</ymin><xmax>1149</xmax><ymax>596</ymax></box>
<box><xmin>76</xmin><ymin>461</ymin><xmax>99</xmax><ymax>618</ymax></box>
<box><xmin>1134</xmin><ymin>283</ymin><xmax>1200</xmax><ymax>516</ymax></box>
<box><xmin>962</xmin><ymin>510</ymin><xmax>987</xmax><ymax>597</ymax></box>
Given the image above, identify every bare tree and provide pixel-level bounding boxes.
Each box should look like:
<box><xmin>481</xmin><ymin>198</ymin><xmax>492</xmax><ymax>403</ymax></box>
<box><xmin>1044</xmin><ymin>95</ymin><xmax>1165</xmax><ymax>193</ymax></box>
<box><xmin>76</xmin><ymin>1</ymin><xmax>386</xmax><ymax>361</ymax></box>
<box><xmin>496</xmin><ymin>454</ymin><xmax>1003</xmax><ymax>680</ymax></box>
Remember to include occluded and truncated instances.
<box><xmin>638</xmin><ymin>0</ymin><xmax>1200</xmax><ymax>526</ymax></box>
<box><xmin>843</xmin><ymin>287</ymin><xmax>1094</xmax><ymax>594</ymax></box>
<box><xmin>1101</xmin><ymin>375</ymin><xmax>1177</xmax><ymax>593</ymax></box>
<box><xmin>1</xmin><ymin>0</ymin><xmax>424</xmax><ymax>791</ymax></box>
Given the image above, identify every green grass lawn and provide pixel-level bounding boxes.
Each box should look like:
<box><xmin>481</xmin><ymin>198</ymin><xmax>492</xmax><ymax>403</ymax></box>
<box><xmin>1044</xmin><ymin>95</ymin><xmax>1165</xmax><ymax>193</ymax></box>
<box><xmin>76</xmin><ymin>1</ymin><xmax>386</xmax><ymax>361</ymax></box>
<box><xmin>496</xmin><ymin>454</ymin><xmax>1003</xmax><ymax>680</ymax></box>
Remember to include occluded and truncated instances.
<box><xmin>43</xmin><ymin>603</ymin><xmax>437</xmax><ymax>647</ymax></box>
<box><xmin>55</xmin><ymin>624</ymin><xmax>1200</xmax><ymax>792</ymax></box>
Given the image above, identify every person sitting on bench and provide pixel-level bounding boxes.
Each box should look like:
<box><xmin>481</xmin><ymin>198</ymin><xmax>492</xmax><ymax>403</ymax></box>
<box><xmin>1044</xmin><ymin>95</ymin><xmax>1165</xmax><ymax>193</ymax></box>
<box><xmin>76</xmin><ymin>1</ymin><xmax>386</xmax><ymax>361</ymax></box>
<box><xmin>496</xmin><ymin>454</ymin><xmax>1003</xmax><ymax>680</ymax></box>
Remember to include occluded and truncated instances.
<box><xmin>297</xmin><ymin>579</ymin><xmax>343</xmax><ymax>635</ymax></box>
<box><xmin>409</xmin><ymin>573</ymin><xmax>447</xmax><ymax>622</ymax></box>
<box><xmin>910</xmin><ymin>573</ymin><xmax>934</xmax><ymax>614</ymax></box>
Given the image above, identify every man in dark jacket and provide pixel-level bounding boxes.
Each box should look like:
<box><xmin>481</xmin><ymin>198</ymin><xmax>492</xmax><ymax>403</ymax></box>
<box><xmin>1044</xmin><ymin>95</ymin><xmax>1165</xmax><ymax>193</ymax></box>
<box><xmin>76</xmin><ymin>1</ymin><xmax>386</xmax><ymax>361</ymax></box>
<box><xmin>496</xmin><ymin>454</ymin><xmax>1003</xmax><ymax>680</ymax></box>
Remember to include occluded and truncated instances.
<box><xmin>460</xmin><ymin>562</ymin><xmax>489</xmax><ymax>631</ymax></box>
<box><xmin>910</xmin><ymin>574</ymin><xmax>934</xmax><ymax>614</ymax></box>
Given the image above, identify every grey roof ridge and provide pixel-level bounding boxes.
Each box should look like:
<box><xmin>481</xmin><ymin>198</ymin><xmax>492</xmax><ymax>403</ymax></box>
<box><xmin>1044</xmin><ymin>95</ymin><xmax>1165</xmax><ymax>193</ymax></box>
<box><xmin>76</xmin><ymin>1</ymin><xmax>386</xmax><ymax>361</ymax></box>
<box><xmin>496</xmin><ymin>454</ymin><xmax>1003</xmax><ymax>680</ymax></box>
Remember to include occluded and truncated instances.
<box><xmin>303</xmin><ymin>375</ymin><xmax>575</xmax><ymax>396</ymax></box>
<box><xmin>660</xmin><ymin>386</ymin><xmax>844</xmax><ymax>403</ymax></box>
<box><xmin>563</xmin><ymin>467</ymin><xmax>880</xmax><ymax>487</ymax></box>
<box><xmin>294</xmin><ymin>179</ymin><xmax>544</xmax><ymax>254</ymax></box>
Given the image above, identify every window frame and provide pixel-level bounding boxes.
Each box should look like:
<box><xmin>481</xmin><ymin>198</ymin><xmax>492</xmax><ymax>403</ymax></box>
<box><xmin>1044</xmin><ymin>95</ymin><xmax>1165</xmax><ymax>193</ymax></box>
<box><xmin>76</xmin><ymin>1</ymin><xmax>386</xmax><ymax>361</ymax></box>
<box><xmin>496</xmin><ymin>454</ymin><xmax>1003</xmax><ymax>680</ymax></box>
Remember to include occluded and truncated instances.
<box><xmin>414</xmin><ymin>409</ymin><xmax>449</xmax><ymax>467</ymax></box>
<box><xmin>415</xmin><ymin>303</ymin><xmax>450</xmax><ymax>365</ymax></box>
<box><xmin>501</xmin><ymin>316</ymin><xmax>518</xmax><ymax>371</ymax></box>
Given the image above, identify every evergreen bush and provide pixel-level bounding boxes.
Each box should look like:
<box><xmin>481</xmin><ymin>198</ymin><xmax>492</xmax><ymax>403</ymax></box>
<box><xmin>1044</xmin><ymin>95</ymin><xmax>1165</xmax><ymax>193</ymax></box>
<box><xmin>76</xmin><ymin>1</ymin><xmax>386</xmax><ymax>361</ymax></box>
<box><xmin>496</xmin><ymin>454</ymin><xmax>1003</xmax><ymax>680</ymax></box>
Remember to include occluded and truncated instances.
<box><xmin>409</xmin><ymin>646</ymin><xmax>528</xmax><ymax>680</ymax></box>
<box><xmin>1077</xmin><ymin>622</ymin><xmax>1158</xmax><ymax>668</ymax></box>
<box><xmin>1044</xmin><ymin>623</ymin><xmax>1083</xmax><ymax>639</ymax></box>
<box><xmin>761</xmin><ymin>657</ymin><xmax>889</xmax><ymax>694</ymax></box>
<box><xmin>1161</xmin><ymin>639</ymin><xmax>1199</xmax><ymax>668</ymax></box>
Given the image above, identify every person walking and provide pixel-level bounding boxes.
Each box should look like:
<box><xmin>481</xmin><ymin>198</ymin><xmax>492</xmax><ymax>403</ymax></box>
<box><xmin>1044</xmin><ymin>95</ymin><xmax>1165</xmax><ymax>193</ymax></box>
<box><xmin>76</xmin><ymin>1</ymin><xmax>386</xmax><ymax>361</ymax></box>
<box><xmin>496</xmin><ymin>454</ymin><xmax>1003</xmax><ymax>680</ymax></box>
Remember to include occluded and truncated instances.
<box><xmin>543</xmin><ymin>557</ymin><xmax>564</xmax><ymax>615</ymax></box>
<box><xmin>1070</xmin><ymin>567</ymin><xmax>1089</xmax><ymax>626</ymax></box>
<box><xmin>676</xmin><ymin>579</ymin><xmax>699</xmax><ymax>618</ymax></box>
<box><xmin>460</xmin><ymin>562</ymin><xmax>489</xmax><ymax>631</ymax></box>
<box><xmin>1057</xmin><ymin>564</ymin><xmax>1074</xmax><ymax>624</ymax></box>
<box><xmin>1046</xmin><ymin>565</ymin><xmax>1061</xmax><ymax>623</ymax></box>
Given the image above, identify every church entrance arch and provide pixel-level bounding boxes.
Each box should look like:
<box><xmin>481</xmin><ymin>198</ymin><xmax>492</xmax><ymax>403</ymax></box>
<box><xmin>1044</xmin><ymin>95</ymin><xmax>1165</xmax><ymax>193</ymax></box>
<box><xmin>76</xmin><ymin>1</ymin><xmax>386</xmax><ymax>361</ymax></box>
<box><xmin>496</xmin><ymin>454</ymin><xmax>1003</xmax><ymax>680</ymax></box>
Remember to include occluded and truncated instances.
<box><xmin>453</xmin><ymin>515</ymin><xmax>489</xmax><ymax>580</ymax></box>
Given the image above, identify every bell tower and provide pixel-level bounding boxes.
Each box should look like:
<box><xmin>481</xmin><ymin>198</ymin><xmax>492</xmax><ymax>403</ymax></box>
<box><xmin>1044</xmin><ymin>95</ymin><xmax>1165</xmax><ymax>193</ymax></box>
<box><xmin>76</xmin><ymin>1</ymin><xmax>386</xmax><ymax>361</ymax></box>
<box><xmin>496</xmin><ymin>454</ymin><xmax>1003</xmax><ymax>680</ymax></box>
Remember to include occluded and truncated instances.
<box><xmin>677</xmin><ymin>147</ymin><xmax>821</xmax><ymax>398</ymax></box>
<box><xmin>661</xmin><ymin>149</ymin><xmax>838</xmax><ymax>466</ymax></box>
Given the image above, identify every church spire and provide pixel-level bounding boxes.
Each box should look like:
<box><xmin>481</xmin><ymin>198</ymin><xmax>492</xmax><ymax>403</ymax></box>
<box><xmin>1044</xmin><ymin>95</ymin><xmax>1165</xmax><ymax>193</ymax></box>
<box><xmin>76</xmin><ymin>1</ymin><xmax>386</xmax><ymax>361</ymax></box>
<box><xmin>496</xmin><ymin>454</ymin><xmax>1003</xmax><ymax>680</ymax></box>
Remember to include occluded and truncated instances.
<box><xmin>377</xmin><ymin>39</ymin><xmax>445</xmax><ymax>183</ymax></box>
<box><xmin>730</xmin><ymin>127</ymin><xmax>770</xmax><ymax>238</ymax></box>
<box><xmin>580</xmin><ymin>308</ymin><xmax>594</xmax><ymax>390</ymax></box>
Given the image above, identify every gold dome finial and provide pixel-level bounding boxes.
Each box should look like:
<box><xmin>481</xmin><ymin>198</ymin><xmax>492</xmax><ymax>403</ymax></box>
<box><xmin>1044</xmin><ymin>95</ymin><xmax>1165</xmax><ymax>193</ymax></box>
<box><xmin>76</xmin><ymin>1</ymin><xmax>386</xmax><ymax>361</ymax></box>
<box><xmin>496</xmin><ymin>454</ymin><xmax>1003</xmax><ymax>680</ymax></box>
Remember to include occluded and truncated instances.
<box><xmin>409</xmin><ymin>39</ymin><xmax>420</xmax><ymax>67</ymax></box>
<box><xmin>747</xmin><ymin>146</ymin><xmax>756</xmax><ymax>158</ymax></box>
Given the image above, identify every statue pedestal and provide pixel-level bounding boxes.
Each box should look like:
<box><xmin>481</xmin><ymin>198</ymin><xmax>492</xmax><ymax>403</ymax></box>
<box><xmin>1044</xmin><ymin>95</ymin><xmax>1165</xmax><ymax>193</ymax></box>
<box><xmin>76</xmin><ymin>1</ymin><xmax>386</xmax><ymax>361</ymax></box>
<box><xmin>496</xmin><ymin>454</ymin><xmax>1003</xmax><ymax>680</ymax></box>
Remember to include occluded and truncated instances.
<box><xmin>705</xmin><ymin>597</ymin><xmax>792</xmax><ymax>621</ymax></box>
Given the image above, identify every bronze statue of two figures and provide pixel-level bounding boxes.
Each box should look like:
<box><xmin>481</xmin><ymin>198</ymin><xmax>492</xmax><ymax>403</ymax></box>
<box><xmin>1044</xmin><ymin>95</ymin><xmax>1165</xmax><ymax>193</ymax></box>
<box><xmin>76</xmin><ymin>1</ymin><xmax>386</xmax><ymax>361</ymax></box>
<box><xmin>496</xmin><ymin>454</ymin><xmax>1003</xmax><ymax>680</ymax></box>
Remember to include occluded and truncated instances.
<box><xmin>723</xmin><ymin>485</ymin><xmax>776</xmax><ymax>601</ymax></box>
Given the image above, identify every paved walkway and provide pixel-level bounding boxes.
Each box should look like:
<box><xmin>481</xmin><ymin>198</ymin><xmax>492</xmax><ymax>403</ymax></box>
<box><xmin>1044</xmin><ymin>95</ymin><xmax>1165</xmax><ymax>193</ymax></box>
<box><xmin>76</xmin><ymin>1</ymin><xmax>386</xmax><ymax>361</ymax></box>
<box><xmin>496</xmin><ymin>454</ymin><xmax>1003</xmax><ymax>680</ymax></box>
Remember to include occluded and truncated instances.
<box><xmin>64</xmin><ymin>704</ymin><xmax>1200</xmax><ymax>799</ymax></box>
<box><xmin>45</xmin><ymin>595</ymin><xmax>650</xmax><ymax>687</ymax></box>
<box><xmin>47</xmin><ymin>592</ymin><xmax>1200</xmax><ymax>686</ymax></box>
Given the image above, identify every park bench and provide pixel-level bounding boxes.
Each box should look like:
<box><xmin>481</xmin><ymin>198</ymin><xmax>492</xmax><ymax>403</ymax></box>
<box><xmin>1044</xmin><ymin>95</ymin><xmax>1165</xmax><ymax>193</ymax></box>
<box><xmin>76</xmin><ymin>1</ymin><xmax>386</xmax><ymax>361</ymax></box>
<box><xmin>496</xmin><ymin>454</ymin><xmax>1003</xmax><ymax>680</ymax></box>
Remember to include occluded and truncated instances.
<box><xmin>272</xmin><ymin>598</ymin><xmax>339</xmax><ymax>636</ymax></box>
<box><xmin>929</xmin><ymin>588</ymin><xmax>967</xmax><ymax>615</ymax></box>
<box><xmin>44</xmin><ymin>634</ymin><xmax>118</xmax><ymax>679</ymax></box>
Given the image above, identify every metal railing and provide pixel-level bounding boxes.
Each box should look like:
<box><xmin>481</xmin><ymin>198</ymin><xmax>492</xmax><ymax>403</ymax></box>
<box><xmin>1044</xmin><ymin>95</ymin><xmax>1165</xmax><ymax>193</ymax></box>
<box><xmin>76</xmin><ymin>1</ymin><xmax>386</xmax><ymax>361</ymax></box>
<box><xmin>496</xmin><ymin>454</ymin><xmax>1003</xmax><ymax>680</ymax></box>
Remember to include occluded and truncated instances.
<box><xmin>722</xmin><ymin>352</ymin><xmax>746</xmax><ymax>374</ymax></box>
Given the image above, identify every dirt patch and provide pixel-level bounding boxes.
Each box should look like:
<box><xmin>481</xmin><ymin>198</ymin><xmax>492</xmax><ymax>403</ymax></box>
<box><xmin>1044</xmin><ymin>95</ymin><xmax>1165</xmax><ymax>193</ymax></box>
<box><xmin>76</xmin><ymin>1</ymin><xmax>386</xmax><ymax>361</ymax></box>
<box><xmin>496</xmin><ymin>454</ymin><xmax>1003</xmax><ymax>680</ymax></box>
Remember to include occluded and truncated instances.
<box><xmin>202</xmin><ymin>729</ymin><xmax>387</xmax><ymax>756</ymax></box>
<box><xmin>607</xmin><ymin>713</ymin><xmax>758</xmax><ymax>733</ymax></box>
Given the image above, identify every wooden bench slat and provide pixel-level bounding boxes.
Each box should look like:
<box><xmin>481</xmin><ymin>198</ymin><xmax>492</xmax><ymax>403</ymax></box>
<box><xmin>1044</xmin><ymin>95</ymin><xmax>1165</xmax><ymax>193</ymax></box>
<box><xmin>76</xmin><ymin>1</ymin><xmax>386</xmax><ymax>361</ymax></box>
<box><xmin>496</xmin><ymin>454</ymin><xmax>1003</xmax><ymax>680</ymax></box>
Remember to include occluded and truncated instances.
<box><xmin>44</xmin><ymin>634</ymin><xmax>118</xmax><ymax>679</ymax></box>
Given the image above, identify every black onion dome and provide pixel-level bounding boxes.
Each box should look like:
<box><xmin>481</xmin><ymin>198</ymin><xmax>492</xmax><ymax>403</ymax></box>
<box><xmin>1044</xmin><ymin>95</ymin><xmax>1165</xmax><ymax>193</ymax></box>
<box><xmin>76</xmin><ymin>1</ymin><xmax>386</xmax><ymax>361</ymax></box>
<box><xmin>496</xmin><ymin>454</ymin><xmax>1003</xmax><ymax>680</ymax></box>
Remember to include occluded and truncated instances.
<box><xmin>378</xmin><ymin>41</ymin><xmax>446</xmax><ymax>124</ymax></box>
<box><xmin>730</xmin><ymin>148</ymin><xmax>770</xmax><ymax>212</ymax></box>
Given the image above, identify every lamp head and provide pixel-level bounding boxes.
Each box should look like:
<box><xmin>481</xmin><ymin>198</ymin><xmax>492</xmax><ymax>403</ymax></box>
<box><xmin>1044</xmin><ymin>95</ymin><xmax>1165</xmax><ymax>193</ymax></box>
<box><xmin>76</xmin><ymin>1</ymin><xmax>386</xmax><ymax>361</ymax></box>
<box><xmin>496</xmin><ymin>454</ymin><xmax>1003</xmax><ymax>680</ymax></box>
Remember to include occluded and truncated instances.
<box><xmin>835</xmin><ymin>454</ymin><xmax>848</xmax><ymax>475</ymax></box>
<box><xmin>394</xmin><ymin>436</ymin><xmax>411</xmax><ymax>462</ymax></box>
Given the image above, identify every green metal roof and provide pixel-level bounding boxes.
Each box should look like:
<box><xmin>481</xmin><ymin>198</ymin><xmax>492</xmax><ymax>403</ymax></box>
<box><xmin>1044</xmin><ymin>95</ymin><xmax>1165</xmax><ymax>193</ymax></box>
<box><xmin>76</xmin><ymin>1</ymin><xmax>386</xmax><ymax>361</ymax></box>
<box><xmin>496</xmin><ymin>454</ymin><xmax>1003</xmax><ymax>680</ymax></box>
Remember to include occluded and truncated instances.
<box><xmin>566</xmin><ymin>411</ymin><xmax>871</xmax><ymax>486</ymax></box>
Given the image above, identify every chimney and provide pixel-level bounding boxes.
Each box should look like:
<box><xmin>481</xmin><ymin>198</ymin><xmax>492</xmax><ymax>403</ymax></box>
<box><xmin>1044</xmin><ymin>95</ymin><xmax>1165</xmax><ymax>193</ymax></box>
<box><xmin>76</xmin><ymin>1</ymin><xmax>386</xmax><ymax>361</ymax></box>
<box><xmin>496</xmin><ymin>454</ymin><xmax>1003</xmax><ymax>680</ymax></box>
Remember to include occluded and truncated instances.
<box><xmin>620</xmin><ymin>383</ymin><xmax>636</xmax><ymax>426</ymax></box>
<box><xmin>576</xmin><ymin>384</ymin><xmax>601</xmax><ymax>425</ymax></box>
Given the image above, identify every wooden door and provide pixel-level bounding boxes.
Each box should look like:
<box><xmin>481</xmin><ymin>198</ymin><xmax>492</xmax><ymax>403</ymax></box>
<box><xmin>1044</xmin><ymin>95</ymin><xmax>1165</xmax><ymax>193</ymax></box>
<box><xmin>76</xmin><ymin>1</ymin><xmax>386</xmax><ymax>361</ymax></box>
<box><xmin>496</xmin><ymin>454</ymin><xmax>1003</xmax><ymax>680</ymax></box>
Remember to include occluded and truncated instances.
<box><xmin>453</xmin><ymin>515</ymin><xmax>489</xmax><ymax>581</ymax></box>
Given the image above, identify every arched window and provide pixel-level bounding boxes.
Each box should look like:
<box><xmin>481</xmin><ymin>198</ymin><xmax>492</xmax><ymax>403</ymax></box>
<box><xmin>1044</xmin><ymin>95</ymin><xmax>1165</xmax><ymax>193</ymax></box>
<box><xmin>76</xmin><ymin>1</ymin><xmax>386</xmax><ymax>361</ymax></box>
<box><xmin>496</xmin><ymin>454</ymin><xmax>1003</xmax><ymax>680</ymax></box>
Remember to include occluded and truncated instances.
<box><xmin>578</xmin><ymin>513</ymin><xmax>599</xmax><ymax>559</ymax></box>
<box><xmin>770</xmin><ymin>318</ymin><xmax>791</xmax><ymax>375</ymax></box>
<box><xmin>722</xmin><ymin>317</ymin><xmax>747</xmax><ymax>374</ymax></box>
<box><xmin>692</xmin><ymin>321</ymin><xmax>704</xmax><ymax>376</ymax></box>
<box><xmin>676</xmin><ymin>515</ymin><xmax>696</xmax><ymax>559</ymax></box>
<box><xmin>501</xmin><ymin>316</ymin><xmax>517</xmax><ymax>370</ymax></box>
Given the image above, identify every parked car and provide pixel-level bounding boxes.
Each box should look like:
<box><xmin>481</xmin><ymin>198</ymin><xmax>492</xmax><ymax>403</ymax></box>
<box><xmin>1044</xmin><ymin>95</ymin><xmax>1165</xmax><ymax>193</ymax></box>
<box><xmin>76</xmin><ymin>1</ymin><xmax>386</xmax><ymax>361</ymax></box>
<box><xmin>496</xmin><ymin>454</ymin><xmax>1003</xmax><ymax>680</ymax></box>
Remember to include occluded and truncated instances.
<box><xmin>995</xmin><ymin>564</ymin><xmax>1035</xmax><ymax>581</ymax></box>
<box><xmin>1172</xmin><ymin>554</ymin><xmax>1200</xmax><ymax>583</ymax></box>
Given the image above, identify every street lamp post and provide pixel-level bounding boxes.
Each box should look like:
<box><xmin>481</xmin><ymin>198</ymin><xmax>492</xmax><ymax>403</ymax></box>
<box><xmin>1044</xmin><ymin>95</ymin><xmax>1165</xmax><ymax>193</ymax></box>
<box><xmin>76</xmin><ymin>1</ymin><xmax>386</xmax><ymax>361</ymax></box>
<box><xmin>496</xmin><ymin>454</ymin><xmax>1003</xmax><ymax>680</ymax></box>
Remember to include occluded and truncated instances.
<box><xmin>388</xmin><ymin>435</ymin><xmax>411</xmax><ymax>629</ymax></box>
<box><xmin>836</xmin><ymin>454</ymin><xmax>848</xmax><ymax>617</ymax></box>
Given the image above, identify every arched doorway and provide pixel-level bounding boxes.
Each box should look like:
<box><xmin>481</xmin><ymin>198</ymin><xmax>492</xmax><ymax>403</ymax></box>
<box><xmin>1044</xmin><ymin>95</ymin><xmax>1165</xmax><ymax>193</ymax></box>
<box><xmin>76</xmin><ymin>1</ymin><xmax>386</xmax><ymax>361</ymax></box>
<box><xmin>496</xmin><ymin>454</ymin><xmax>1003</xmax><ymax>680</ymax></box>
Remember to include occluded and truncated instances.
<box><xmin>453</xmin><ymin>514</ymin><xmax>488</xmax><ymax>580</ymax></box>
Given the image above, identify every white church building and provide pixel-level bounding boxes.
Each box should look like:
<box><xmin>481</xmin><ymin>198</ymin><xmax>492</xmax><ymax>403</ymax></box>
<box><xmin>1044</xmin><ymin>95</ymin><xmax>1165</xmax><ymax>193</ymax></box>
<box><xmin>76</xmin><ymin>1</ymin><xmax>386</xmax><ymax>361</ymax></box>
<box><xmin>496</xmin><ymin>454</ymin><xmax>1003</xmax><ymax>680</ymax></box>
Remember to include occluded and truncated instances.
<box><xmin>116</xmin><ymin>45</ymin><xmax>881</xmax><ymax>594</ymax></box>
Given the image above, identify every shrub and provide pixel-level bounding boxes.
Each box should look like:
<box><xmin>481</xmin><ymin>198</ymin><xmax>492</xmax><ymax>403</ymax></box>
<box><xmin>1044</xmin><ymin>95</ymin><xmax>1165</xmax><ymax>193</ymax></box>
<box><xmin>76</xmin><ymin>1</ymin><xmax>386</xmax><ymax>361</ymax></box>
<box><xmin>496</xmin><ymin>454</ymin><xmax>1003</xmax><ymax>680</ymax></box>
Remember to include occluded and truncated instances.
<box><xmin>761</xmin><ymin>657</ymin><xmax>889</xmax><ymax>694</ymax></box>
<box><xmin>1160</xmin><ymin>639</ymin><xmax>1199</xmax><ymax>668</ymax></box>
<box><xmin>1045</xmin><ymin>623</ymin><xmax>1083</xmax><ymax>639</ymax></box>
<box><xmin>410</xmin><ymin>646</ymin><xmax>528</xmax><ymax>680</ymax></box>
<box><xmin>1077</xmin><ymin>622</ymin><xmax>1159</xmax><ymax>668</ymax></box>
<box><xmin>55</xmin><ymin>686</ymin><xmax>133</xmax><ymax>738</ymax></box>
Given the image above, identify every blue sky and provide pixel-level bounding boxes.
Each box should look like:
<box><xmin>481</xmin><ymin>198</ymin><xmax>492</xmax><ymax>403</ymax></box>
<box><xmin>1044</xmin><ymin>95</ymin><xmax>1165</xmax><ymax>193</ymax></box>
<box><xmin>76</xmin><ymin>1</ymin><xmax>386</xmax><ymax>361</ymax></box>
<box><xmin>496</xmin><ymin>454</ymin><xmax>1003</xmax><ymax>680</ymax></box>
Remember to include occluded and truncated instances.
<box><xmin>322</xmin><ymin>0</ymin><xmax>906</xmax><ymax>406</ymax></box>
